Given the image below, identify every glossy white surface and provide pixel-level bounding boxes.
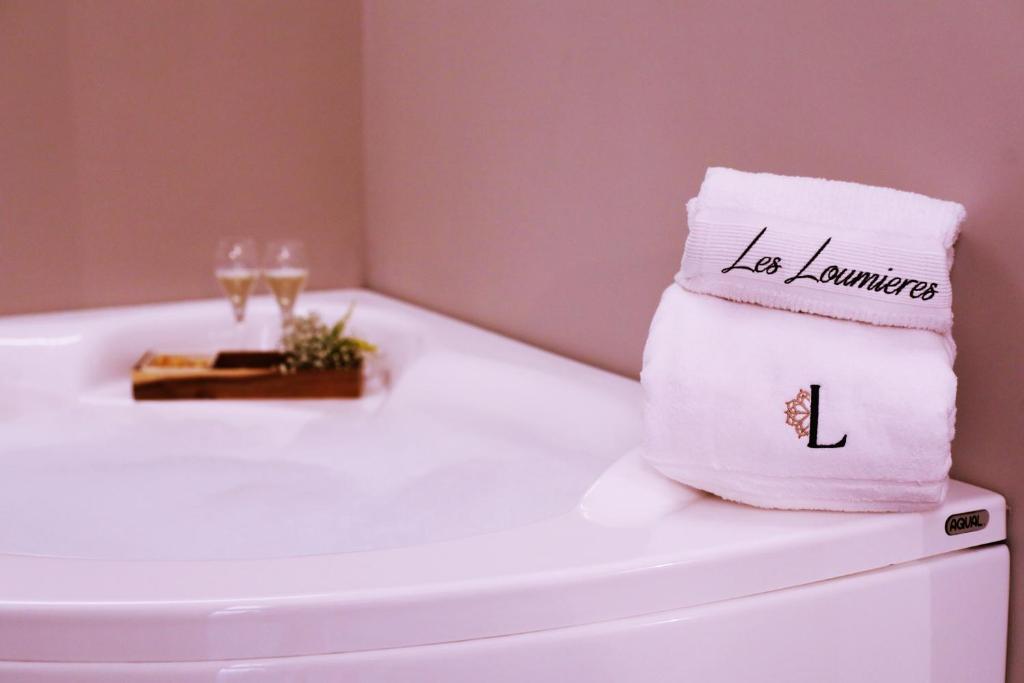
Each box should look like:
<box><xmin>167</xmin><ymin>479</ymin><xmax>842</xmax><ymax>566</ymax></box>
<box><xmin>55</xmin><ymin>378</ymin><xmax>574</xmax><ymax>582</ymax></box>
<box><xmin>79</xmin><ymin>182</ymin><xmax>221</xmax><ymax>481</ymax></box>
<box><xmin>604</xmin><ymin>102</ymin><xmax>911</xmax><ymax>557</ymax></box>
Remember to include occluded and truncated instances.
<box><xmin>0</xmin><ymin>291</ymin><xmax>641</xmax><ymax>559</ymax></box>
<box><xmin>0</xmin><ymin>290</ymin><xmax>1009</xmax><ymax>673</ymax></box>
<box><xmin>0</xmin><ymin>546</ymin><xmax>1008</xmax><ymax>682</ymax></box>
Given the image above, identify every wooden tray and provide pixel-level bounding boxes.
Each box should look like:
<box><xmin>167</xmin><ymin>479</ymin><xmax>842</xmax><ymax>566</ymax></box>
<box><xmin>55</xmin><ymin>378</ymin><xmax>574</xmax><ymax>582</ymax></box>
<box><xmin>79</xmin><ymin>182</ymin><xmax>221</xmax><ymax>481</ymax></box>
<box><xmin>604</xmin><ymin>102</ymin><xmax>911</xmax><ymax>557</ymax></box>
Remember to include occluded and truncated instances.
<box><xmin>132</xmin><ymin>351</ymin><xmax>363</xmax><ymax>400</ymax></box>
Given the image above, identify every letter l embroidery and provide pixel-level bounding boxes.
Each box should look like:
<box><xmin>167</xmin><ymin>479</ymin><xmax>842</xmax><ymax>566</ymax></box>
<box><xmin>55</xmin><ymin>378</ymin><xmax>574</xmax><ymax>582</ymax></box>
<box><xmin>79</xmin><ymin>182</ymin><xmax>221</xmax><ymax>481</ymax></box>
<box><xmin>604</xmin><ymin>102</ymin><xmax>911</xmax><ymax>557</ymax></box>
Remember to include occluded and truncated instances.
<box><xmin>808</xmin><ymin>384</ymin><xmax>847</xmax><ymax>449</ymax></box>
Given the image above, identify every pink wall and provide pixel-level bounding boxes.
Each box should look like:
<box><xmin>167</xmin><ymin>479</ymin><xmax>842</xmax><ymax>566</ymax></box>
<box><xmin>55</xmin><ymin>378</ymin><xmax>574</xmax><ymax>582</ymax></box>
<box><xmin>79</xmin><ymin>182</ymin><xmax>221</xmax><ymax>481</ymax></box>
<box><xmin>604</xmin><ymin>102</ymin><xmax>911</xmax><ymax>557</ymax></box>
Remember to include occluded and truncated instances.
<box><xmin>362</xmin><ymin>0</ymin><xmax>1024</xmax><ymax>676</ymax></box>
<box><xmin>0</xmin><ymin>0</ymin><xmax>363</xmax><ymax>315</ymax></box>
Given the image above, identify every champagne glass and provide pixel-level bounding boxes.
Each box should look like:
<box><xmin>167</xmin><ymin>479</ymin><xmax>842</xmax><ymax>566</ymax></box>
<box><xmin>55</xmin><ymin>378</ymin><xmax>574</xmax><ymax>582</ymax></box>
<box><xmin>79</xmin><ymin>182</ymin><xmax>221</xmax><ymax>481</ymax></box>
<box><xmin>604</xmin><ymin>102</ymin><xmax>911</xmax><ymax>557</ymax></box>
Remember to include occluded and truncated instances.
<box><xmin>214</xmin><ymin>238</ymin><xmax>258</xmax><ymax>323</ymax></box>
<box><xmin>263</xmin><ymin>240</ymin><xmax>308</xmax><ymax>324</ymax></box>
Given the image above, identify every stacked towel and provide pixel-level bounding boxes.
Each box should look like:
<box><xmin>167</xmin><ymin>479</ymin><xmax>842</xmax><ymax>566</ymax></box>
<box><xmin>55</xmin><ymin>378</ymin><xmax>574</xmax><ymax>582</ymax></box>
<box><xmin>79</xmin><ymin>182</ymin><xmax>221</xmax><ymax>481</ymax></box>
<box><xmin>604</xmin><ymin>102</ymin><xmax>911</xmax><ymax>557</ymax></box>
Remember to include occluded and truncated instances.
<box><xmin>641</xmin><ymin>168</ymin><xmax>965</xmax><ymax>512</ymax></box>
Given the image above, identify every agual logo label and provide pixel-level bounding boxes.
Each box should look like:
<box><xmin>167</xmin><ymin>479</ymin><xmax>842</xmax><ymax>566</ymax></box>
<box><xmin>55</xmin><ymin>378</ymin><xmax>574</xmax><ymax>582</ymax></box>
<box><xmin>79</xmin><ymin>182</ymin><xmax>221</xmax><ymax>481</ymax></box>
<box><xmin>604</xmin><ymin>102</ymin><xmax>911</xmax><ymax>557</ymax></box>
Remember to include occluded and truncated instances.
<box><xmin>944</xmin><ymin>510</ymin><xmax>989</xmax><ymax>536</ymax></box>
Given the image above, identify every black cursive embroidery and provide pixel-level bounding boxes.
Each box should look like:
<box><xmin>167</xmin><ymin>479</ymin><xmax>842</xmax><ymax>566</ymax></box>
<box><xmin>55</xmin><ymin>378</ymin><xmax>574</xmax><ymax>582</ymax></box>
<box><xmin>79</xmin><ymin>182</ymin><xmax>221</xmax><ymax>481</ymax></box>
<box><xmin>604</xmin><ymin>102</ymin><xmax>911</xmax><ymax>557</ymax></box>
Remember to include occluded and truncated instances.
<box><xmin>783</xmin><ymin>238</ymin><xmax>832</xmax><ymax>285</ymax></box>
<box><xmin>723</xmin><ymin>228</ymin><xmax>938</xmax><ymax>301</ymax></box>
<box><xmin>721</xmin><ymin>227</ymin><xmax>782</xmax><ymax>275</ymax></box>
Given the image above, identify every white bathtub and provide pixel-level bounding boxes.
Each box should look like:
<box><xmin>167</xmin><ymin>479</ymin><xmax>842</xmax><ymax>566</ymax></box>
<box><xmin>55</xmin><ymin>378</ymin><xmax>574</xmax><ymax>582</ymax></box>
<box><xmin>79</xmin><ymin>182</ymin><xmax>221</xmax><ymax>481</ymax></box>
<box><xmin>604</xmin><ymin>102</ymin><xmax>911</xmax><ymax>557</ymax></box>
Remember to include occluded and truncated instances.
<box><xmin>0</xmin><ymin>290</ymin><xmax>1008</xmax><ymax>682</ymax></box>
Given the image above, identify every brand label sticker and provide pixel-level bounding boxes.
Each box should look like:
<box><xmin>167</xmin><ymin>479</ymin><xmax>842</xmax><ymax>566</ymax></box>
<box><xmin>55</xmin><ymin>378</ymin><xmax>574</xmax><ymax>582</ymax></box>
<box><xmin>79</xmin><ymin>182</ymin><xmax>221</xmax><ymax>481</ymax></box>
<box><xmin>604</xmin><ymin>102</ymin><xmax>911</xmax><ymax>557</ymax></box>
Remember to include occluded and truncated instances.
<box><xmin>944</xmin><ymin>510</ymin><xmax>989</xmax><ymax>536</ymax></box>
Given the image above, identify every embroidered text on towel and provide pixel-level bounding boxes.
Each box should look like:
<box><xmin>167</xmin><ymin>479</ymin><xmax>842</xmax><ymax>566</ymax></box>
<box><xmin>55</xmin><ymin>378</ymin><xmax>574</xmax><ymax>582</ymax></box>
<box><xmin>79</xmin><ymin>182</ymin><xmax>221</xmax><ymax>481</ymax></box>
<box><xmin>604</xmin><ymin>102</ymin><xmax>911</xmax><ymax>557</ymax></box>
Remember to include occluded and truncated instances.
<box><xmin>721</xmin><ymin>227</ymin><xmax>939</xmax><ymax>301</ymax></box>
<box><xmin>676</xmin><ymin>207</ymin><xmax>956</xmax><ymax>332</ymax></box>
<box><xmin>783</xmin><ymin>385</ymin><xmax>848</xmax><ymax>449</ymax></box>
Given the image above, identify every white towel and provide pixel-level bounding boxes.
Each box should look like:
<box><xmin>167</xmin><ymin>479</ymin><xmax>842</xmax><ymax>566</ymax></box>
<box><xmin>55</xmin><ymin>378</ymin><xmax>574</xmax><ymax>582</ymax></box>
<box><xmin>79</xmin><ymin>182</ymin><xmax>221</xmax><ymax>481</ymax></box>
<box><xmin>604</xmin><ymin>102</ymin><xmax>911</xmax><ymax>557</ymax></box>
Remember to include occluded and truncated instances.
<box><xmin>641</xmin><ymin>168</ymin><xmax>964</xmax><ymax>512</ymax></box>
<box><xmin>678</xmin><ymin>167</ymin><xmax>965</xmax><ymax>332</ymax></box>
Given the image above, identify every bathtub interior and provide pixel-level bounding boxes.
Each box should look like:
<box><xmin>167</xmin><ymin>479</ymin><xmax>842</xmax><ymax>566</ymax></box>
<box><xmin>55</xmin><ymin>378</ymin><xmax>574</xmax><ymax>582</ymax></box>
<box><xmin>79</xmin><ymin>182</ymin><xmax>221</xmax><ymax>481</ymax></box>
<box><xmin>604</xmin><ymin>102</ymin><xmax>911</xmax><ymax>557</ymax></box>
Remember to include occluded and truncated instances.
<box><xmin>0</xmin><ymin>290</ymin><xmax>643</xmax><ymax>561</ymax></box>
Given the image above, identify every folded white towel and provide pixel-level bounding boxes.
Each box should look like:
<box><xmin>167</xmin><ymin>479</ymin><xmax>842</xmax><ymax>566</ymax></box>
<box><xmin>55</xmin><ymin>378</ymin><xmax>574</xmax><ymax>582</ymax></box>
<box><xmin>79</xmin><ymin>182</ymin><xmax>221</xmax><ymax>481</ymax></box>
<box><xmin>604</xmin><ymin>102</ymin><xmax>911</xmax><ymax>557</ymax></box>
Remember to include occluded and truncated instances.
<box><xmin>641</xmin><ymin>168</ymin><xmax>964</xmax><ymax>512</ymax></box>
<box><xmin>642</xmin><ymin>285</ymin><xmax>955</xmax><ymax>511</ymax></box>
<box><xmin>678</xmin><ymin>167</ymin><xmax>965</xmax><ymax>332</ymax></box>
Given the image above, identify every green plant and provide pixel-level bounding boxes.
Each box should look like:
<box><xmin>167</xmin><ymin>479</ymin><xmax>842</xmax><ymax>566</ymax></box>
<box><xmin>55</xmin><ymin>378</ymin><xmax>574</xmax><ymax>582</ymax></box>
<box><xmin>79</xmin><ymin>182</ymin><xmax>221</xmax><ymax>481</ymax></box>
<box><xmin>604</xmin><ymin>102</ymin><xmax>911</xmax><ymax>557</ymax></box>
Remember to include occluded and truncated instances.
<box><xmin>279</xmin><ymin>306</ymin><xmax>377</xmax><ymax>372</ymax></box>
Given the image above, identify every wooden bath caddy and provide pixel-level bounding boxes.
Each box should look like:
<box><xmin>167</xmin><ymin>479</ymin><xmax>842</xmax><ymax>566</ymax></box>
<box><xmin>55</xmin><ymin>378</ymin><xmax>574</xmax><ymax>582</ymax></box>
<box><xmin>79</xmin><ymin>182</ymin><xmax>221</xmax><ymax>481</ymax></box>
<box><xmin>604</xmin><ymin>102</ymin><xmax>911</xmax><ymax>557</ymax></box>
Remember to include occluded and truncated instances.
<box><xmin>132</xmin><ymin>351</ymin><xmax>363</xmax><ymax>400</ymax></box>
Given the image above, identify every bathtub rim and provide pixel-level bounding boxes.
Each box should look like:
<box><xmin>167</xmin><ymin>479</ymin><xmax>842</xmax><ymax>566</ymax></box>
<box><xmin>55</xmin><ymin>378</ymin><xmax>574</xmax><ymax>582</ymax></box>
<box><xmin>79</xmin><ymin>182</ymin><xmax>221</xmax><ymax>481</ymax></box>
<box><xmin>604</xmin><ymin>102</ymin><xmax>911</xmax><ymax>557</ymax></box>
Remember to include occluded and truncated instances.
<box><xmin>0</xmin><ymin>290</ymin><xmax>1008</xmax><ymax>663</ymax></box>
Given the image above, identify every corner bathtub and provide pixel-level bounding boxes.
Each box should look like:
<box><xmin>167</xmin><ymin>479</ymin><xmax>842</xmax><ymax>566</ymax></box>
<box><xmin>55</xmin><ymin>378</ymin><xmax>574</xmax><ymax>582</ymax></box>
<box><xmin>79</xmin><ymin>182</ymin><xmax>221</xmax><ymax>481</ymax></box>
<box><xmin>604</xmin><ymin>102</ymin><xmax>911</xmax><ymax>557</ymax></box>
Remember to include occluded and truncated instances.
<box><xmin>0</xmin><ymin>290</ymin><xmax>1008</xmax><ymax>682</ymax></box>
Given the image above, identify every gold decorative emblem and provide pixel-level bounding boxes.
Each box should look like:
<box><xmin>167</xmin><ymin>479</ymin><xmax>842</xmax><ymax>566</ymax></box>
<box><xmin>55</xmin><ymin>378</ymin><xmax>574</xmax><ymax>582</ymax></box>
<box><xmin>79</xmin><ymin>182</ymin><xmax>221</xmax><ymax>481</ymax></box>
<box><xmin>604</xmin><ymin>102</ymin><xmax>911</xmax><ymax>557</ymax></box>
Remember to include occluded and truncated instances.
<box><xmin>784</xmin><ymin>388</ymin><xmax>811</xmax><ymax>439</ymax></box>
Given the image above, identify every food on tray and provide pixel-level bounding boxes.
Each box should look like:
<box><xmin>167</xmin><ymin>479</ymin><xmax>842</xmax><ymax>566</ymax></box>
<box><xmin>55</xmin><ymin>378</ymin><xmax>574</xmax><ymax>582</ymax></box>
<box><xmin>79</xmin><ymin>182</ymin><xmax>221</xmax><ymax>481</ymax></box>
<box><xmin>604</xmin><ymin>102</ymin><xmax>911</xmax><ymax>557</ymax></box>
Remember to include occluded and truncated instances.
<box><xmin>144</xmin><ymin>354</ymin><xmax>212</xmax><ymax>370</ymax></box>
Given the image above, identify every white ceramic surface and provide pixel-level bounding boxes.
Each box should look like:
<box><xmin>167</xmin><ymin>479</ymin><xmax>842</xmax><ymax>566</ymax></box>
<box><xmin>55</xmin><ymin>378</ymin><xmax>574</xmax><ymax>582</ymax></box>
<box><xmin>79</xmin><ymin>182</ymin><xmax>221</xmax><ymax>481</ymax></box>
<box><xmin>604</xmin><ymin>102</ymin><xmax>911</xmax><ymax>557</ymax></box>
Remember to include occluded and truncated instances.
<box><xmin>0</xmin><ymin>290</ymin><xmax>1009</xmax><ymax>681</ymax></box>
<box><xmin>0</xmin><ymin>291</ymin><xmax>641</xmax><ymax>560</ymax></box>
<box><xmin>1</xmin><ymin>546</ymin><xmax>1007</xmax><ymax>683</ymax></box>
